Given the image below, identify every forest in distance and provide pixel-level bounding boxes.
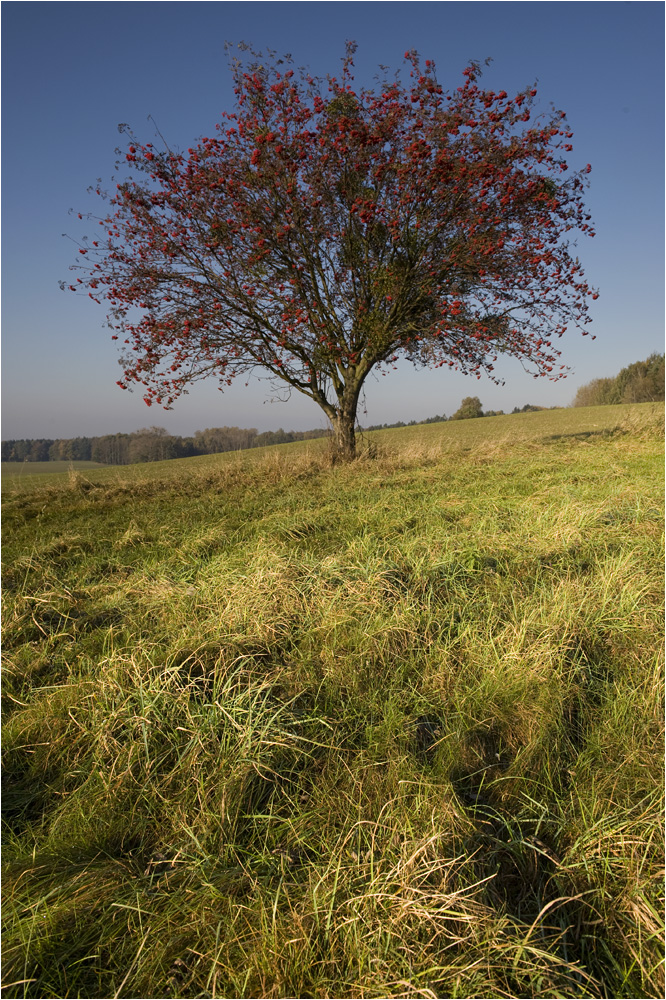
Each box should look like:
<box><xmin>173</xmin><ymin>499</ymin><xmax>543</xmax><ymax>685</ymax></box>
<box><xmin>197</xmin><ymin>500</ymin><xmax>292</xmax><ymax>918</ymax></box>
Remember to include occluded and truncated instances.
<box><xmin>3</xmin><ymin>353</ymin><xmax>663</xmax><ymax>466</ymax></box>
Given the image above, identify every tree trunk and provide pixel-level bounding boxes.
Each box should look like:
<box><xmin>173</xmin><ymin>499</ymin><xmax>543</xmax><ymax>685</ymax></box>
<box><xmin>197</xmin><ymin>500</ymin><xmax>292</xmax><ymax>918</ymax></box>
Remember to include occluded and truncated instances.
<box><xmin>332</xmin><ymin>408</ymin><xmax>357</xmax><ymax>461</ymax></box>
<box><xmin>313</xmin><ymin>376</ymin><xmax>362</xmax><ymax>462</ymax></box>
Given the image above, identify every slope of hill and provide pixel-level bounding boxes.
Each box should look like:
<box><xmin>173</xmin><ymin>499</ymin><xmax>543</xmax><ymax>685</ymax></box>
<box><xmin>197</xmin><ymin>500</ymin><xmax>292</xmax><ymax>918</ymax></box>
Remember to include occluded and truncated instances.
<box><xmin>2</xmin><ymin>403</ymin><xmax>663</xmax><ymax>999</ymax></box>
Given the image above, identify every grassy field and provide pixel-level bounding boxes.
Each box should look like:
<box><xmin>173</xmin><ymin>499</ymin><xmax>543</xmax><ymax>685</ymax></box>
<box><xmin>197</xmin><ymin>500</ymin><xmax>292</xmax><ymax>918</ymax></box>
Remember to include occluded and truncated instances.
<box><xmin>2</xmin><ymin>461</ymin><xmax>104</xmax><ymax>485</ymax></box>
<box><xmin>2</xmin><ymin>403</ymin><xmax>663</xmax><ymax>999</ymax></box>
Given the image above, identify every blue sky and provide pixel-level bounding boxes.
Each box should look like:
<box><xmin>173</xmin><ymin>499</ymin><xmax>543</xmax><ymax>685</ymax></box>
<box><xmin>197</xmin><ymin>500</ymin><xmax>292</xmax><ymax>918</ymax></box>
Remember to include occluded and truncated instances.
<box><xmin>2</xmin><ymin>1</ymin><xmax>663</xmax><ymax>439</ymax></box>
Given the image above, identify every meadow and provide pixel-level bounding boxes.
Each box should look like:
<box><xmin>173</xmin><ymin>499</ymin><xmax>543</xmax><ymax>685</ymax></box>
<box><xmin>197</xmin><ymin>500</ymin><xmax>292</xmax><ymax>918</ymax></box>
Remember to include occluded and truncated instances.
<box><xmin>1</xmin><ymin>462</ymin><xmax>104</xmax><ymax>484</ymax></box>
<box><xmin>2</xmin><ymin>403</ymin><xmax>663</xmax><ymax>999</ymax></box>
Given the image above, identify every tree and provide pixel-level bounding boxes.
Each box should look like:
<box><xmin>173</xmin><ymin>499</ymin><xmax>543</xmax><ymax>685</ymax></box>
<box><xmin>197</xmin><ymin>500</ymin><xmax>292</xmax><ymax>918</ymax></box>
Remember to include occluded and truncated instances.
<box><xmin>69</xmin><ymin>437</ymin><xmax>93</xmax><ymax>461</ymax></box>
<box><xmin>451</xmin><ymin>396</ymin><xmax>483</xmax><ymax>420</ymax></box>
<box><xmin>68</xmin><ymin>44</ymin><xmax>597</xmax><ymax>459</ymax></box>
<box><xmin>614</xmin><ymin>353</ymin><xmax>664</xmax><ymax>403</ymax></box>
<box><xmin>49</xmin><ymin>439</ymin><xmax>71</xmax><ymax>461</ymax></box>
<box><xmin>91</xmin><ymin>433</ymin><xmax>130</xmax><ymax>465</ymax></box>
<box><xmin>28</xmin><ymin>440</ymin><xmax>52</xmax><ymax>462</ymax></box>
<box><xmin>572</xmin><ymin>354</ymin><xmax>664</xmax><ymax>407</ymax></box>
<box><xmin>128</xmin><ymin>426</ymin><xmax>178</xmax><ymax>463</ymax></box>
<box><xmin>193</xmin><ymin>426</ymin><xmax>258</xmax><ymax>453</ymax></box>
<box><xmin>9</xmin><ymin>440</ymin><xmax>32</xmax><ymax>462</ymax></box>
<box><xmin>571</xmin><ymin>377</ymin><xmax>616</xmax><ymax>408</ymax></box>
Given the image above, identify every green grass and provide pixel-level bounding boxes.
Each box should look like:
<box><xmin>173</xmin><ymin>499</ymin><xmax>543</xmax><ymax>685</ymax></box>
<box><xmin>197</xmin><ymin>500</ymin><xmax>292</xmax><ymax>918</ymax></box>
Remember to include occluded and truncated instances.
<box><xmin>2</xmin><ymin>403</ymin><xmax>663</xmax><ymax>998</ymax></box>
<box><xmin>2</xmin><ymin>461</ymin><xmax>105</xmax><ymax>485</ymax></box>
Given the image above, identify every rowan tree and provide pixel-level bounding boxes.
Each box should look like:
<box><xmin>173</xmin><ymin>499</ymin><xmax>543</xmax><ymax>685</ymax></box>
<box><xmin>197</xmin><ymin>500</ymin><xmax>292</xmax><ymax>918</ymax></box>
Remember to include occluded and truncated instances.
<box><xmin>67</xmin><ymin>43</ymin><xmax>597</xmax><ymax>459</ymax></box>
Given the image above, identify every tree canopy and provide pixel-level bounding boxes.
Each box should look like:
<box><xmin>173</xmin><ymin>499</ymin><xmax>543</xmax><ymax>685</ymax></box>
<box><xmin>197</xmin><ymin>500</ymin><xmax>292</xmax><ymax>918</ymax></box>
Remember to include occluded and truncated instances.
<box><xmin>572</xmin><ymin>354</ymin><xmax>664</xmax><ymax>407</ymax></box>
<box><xmin>451</xmin><ymin>396</ymin><xmax>484</xmax><ymax>420</ymax></box>
<box><xmin>68</xmin><ymin>43</ymin><xmax>597</xmax><ymax>458</ymax></box>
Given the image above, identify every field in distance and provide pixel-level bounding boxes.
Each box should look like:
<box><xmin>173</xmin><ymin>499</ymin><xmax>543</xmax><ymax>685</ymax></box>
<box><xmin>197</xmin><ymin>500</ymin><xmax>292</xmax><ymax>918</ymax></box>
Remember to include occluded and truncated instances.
<box><xmin>1</xmin><ymin>460</ymin><xmax>104</xmax><ymax>482</ymax></box>
<box><xmin>2</xmin><ymin>403</ymin><xmax>663</xmax><ymax>999</ymax></box>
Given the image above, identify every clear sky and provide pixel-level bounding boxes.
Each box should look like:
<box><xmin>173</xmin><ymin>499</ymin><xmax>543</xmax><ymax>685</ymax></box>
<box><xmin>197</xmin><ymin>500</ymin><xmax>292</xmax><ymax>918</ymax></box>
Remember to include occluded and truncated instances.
<box><xmin>2</xmin><ymin>1</ymin><xmax>663</xmax><ymax>440</ymax></box>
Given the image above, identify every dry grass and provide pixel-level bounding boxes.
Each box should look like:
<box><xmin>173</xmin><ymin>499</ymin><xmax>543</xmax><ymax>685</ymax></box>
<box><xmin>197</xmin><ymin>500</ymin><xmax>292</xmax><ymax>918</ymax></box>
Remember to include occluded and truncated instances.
<box><xmin>2</xmin><ymin>403</ymin><xmax>663</xmax><ymax>998</ymax></box>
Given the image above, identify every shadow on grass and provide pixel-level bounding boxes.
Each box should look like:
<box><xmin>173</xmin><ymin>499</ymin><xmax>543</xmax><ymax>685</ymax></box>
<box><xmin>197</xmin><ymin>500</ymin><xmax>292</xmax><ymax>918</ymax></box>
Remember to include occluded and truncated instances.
<box><xmin>542</xmin><ymin>427</ymin><xmax>627</xmax><ymax>443</ymax></box>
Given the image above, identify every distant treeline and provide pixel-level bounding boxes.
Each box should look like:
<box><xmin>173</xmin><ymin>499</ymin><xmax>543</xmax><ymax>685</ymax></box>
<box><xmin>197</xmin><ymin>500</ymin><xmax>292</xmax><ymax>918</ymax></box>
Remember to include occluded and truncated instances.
<box><xmin>365</xmin><ymin>400</ymin><xmax>553</xmax><ymax>430</ymax></box>
<box><xmin>573</xmin><ymin>353</ymin><xmax>664</xmax><ymax>407</ymax></box>
<box><xmin>1</xmin><ymin>425</ymin><xmax>329</xmax><ymax>465</ymax></box>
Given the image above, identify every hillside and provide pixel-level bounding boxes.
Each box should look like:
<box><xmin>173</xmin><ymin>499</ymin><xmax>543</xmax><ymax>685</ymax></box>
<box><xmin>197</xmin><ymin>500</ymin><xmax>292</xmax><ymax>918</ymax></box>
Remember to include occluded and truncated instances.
<box><xmin>2</xmin><ymin>403</ymin><xmax>664</xmax><ymax>999</ymax></box>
